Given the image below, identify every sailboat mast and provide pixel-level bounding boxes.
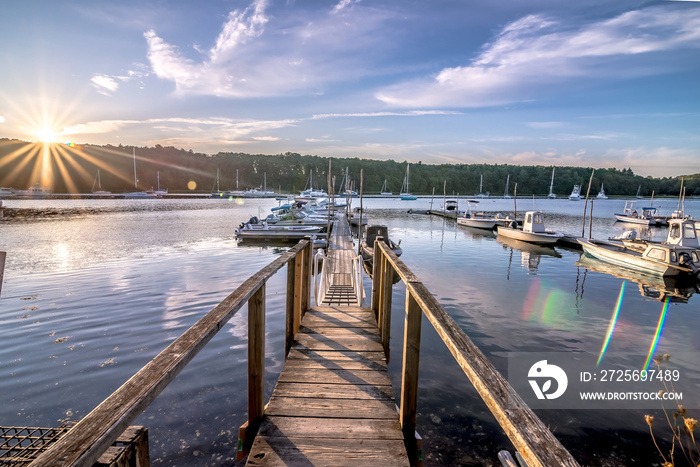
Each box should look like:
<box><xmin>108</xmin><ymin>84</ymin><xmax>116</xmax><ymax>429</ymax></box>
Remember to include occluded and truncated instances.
<box><xmin>236</xmin><ymin>169</ymin><xmax>239</xmax><ymax>190</ymax></box>
<box><xmin>407</xmin><ymin>164</ymin><xmax>410</xmax><ymax>192</ymax></box>
<box><xmin>549</xmin><ymin>167</ymin><xmax>555</xmax><ymax>194</ymax></box>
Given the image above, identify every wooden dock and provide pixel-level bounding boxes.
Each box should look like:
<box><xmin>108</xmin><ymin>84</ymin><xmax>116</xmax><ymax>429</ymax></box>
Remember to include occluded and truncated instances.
<box><xmin>246</xmin><ymin>216</ymin><xmax>409</xmax><ymax>465</ymax></box>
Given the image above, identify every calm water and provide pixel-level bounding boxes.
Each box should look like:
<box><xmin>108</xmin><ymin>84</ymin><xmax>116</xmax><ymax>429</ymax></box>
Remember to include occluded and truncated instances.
<box><xmin>1</xmin><ymin>196</ymin><xmax>699</xmax><ymax>466</ymax></box>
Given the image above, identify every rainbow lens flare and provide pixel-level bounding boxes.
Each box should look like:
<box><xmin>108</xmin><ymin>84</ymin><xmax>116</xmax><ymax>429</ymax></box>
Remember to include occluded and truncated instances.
<box><xmin>597</xmin><ymin>281</ymin><xmax>625</xmax><ymax>365</ymax></box>
<box><xmin>642</xmin><ymin>296</ymin><xmax>670</xmax><ymax>371</ymax></box>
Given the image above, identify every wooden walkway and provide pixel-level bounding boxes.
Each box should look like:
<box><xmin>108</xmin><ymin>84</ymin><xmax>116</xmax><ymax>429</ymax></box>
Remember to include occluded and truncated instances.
<box><xmin>246</xmin><ymin>217</ymin><xmax>409</xmax><ymax>466</ymax></box>
<box><xmin>321</xmin><ymin>215</ymin><xmax>361</xmax><ymax>306</ymax></box>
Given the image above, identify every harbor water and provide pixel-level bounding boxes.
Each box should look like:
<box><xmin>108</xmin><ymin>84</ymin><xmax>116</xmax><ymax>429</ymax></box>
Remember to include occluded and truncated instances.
<box><xmin>1</xmin><ymin>196</ymin><xmax>699</xmax><ymax>466</ymax></box>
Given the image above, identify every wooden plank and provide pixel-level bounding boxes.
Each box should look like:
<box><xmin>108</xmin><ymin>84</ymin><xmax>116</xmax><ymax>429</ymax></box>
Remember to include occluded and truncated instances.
<box><xmin>277</xmin><ymin>368</ymin><xmax>391</xmax><ymax>386</ymax></box>
<box><xmin>257</xmin><ymin>416</ymin><xmax>404</xmax><ymax>440</ymax></box>
<box><xmin>284</xmin><ymin>349</ymin><xmax>387</xmax><ymax>371</ymax></box>
<box><xmin>272</xmin><ymin>382</ymin><xmax>393</xmax><ymax>400</ymax></box>
<box><xmin>246</xmin><ymin>437</ymin><xmax>409</xmax><ymax>466</ymax></box>
<box><xmin>265</xmin><ymin>396</ymin><xmax>399</xmax><ymax>419</ymax></box>
<box><xmin>299</xmin><ymin>326</ymin><xmax>379</xmax><ymax>337</ymax></box>
<box><xmin>293</xmin><ymin>334</ymin><xmax>383</xmax><ymax>352</ymax></box>
<box><xmin>285</xmin><ymin>258</ymin><xmax>296</xmax><ymax>357</ymax></box>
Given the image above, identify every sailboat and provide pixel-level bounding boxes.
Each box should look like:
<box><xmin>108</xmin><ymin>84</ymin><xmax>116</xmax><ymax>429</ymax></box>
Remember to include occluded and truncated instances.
<box><xmin>636</xmin><ymin>185</ymin><xmax>643</xmax><ymax>199</ymax></box>
<box><xmin>503</xmin><ymin>174</ymin><xmax>511</xmax><ymax>199</ymax></box>
<box><xmin>380</xmin><ymin>179</ymin><xmax>392</xmax><ymax>196</ymax></box>
<box><xmin>400</xmin><ymin>164</ymin><xmax>417</xmax><ymax>200</ymax></box>
<box><xmin>155</xmin><ymin>171</ymin><xmax>168</xmax><ymax>197</ymax></box>
<box><xmin>547</xmin><ymin>167</ymin><xmax>556</xmax><ymax>199</ymax></box>
<box><xmin>596</xmin><ymin>183</ymin><xmax>608</xmax><ymax>199</ymax></box>
<box><xmin>124</xmin><ymin>148</ymin><xmax>157</xmax><ymax>199</ymax></box>
<box><xmin>91</xmin><ymin>169</ymin><xmax>111</xmax><ymax>195</ymax></box>
<box><xmin>338</xmin><ymin>167</ymin><xmax>358</xmax><ymax>197</ymax></box>
<box><xmin>299</xmin><ymin>170</ymin><xmax>326</xmax><ymax>198</ymax></box>
<box><xmin>476</xmin><ymin>174</ymin><xmax>489</xmax><ymax>198</ymax></box>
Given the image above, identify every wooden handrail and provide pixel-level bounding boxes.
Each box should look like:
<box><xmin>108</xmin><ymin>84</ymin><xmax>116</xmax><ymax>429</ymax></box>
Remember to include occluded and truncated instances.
<box><xmin>30</xmin><ymin>239</ymin><xmax>311</xmax><ymax>467</ymax></box>
<box><xmin>374</xmin><ymin>241</ymin><xmax>580</xmax><ymax>467</ymax></box>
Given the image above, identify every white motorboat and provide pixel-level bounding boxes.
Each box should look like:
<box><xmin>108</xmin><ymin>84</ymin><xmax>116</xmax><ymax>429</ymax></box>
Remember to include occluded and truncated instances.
<box><xmin>578</xmin><ymin>236</ymin><xmax>700</xmax><ymax>279</ymax></box>
<box><xmin>596</xmin><ymin>183</ymin><xmax>608</xmax><ymax>199</ymax></box>
<box><xmin>496</xmin><ymin>211</ymin><xmax>563</xmax><ymax>245</ymax></box>
<box><xmin>15</xmin><ymin>184</ymin><xmax>53</xmax><ymax>198</ymax></box>
<box><xmin>0</xmin><ymin>187</ymin><xmax>15</xmax><ymax>198</ymax></box>
<box><xmin>400</xmin><ymin>164</ymin><xmax>417</xmax><ymax>200</ymax></box>
<box><xmin>614</xmin><ymin>201</ymin><xmax>658</xmax><ymax>226</ymax></box>
<box><xmin>610</xmin><ymin>218</ymin><xmax>699</xmax><ymax>254</ymax></box>
<box><xmin>568</xmin><ymin>184</ymin><xmax>581</xmax><ymax>200</ymax></box>
<box><xmin>457</xmin><ymin>200</ymin><xmax>507</xmax><ymax>230</ymax></box>
<box><xmin>235</xmin><ymin>217</ymin><xmax>326</xmax><ymax>240</ymax></box>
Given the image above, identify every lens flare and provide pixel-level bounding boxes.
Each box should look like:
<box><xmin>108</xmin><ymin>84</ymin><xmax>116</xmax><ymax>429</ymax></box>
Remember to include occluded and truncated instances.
<box><xmin>597</xmin><ymin>281</ymin><xmax>625</xmax><ymax>365</ymax></box>
<box><xmin>642</xmin><ymin>296</ymin><xmax>671</xmax><ymax>371</ymax></box>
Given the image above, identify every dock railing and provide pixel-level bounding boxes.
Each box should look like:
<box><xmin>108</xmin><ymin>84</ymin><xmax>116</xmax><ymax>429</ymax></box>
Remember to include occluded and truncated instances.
<box><xmin>371</xmin><ymin>238</ymin><xmax>580</xmax><ymax>467</ymax></box>
<box><xmin>29</xmin><ymin>239</ymin><xmax>314</xmax><ymax>467</ymax></box>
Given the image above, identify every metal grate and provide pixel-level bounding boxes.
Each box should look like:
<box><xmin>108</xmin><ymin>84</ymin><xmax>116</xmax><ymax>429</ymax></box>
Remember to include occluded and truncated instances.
<box><xmin>0</xmin><ymin>425</ymin><xmax>71</xmax><ymax>466</ymax></box>
<box><xmin>321</xmin><ymin>285</ymin><xmax>358</xmax><ymax>305</ymax></box>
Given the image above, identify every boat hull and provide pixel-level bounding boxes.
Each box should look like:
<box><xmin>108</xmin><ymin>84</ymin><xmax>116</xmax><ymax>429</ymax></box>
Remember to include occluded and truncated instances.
<box><xmin>578</xmin><ymin>239</ymin><xmax>688</xmax><ymax>278</ymax></box>
<box><xmin>496</xmin><ymin>226</ymin><xmax>561</xmax><ymax>245</ymax></box>
<box><xmin>457</xmin><ymin>217</ymin><xmax>500</xmax><ymax>230</ymax></box>
<box><xmin>614</xmin><ymin>214</ymin><xmax>654</xmax><ymax>226</ymax></box>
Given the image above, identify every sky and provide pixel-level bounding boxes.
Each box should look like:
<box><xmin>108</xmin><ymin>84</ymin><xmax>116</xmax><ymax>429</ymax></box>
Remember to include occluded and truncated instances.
<box><xmin>1</xmin><ymin>0</ymin><xmax>699</xmax><ymax>177</ymax></box>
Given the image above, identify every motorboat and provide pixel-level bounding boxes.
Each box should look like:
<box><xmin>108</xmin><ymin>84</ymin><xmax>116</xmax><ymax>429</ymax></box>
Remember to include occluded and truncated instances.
<box><xmin>496</xmin><ymin>211</ymin><xmax>563</xmax><ymax>245</ymax></box>
<box><xmin>457</xmin><ymin>200</ymin><xmax>508</xmax><ymax>230</ymax></box>
<box><xmin>265</xmin><ymin>204</ymin><xmax>330</xmax><ymax>226</ymax></box>
<box><xmin>443</xmin><ymin>200</ymin><xmax>459</xmax><ymax>212</ymax></box>
<box><xmin>610</xmin><ymin>218</ymin><xmax>699</xmax><ymax>254</ymax></box>
<box><xmin>614</xmin><ymin>201</ymin><xmax>658</xmax><ymax>226</ymax></box>
<box><xmin>235</xmin><ymin>216</ymin><xmax>326</xmax><ymax>240</ymax></box>
<box><xmin>596</xmin><ymin>183</ymin><xmax>608</xmax><ymax>199</ymax></box>
<box><xmin>568</xmin><ymin>184</ymin><xmax>581</xmax><ymax>200</ymax></box>
<box><xmin>577</xmin><ymin>253</ymin><xmax>698</xmax><ymax>303</ymax></box>
<box><xmin>360</xmin><ymin>225</ymin><xmax>403</xmax><ymax>267</ymax></box>
<box><xmin>400</xmin><ymin>164</ymin><xmax>417</xmax><ymax>200</ymax></box>
<box><xmin>15</xmin><ymin>184</ymin><xmax>53</xmax><ymax>198</ymax></box>
<box><xmin>578</xmin><ymin>220</ymin><xmax>700</xmax><ymax>279</ymax></box>
<box><xmin>0</xmin><ymin>187</ymin><xmax>16</xmax><ymax>198</ymax></box>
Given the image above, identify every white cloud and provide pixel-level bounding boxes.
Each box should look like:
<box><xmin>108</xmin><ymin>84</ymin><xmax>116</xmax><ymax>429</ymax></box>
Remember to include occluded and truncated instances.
<box><xmin>312</xmin><ymin>110</ymin><xmax>460</xmax><ymax>119</ymax></box>
<box><xmin>376</xmin><ymin>6</ymin><xmax>700</xmax><ymax>108</ymax></box>
<box><xmin>332</xmin><ymin>0</ymin><xmax>360</xmax><ymax>14</ymax></box>
<box><xmin>144</xmin><ymin>0</ymin><xmax>395</xmax><ymax>98</ymax></box>
<box><xmin>91</xmin><ymin>75</ymin><xmax>120</xmax><ymax>95</ymax></box>
<box><xmin>253</xmin><ymin>136</ymin><xmax>281</xmax><ymax>141</ymax></box>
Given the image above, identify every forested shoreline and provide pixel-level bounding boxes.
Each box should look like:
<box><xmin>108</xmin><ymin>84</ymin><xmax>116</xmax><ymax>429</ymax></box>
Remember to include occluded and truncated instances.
<box><xmin>1</xmin><ymin>139</ymin><xmax>698</xmax><ymax>196</ymax></box>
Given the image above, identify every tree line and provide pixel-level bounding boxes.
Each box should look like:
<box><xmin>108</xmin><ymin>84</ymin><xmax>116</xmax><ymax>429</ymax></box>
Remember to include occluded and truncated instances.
<box><xmin>0</xmin><ymin>139</ymin><xmax>698</xmax><ymax>196</ymax></box>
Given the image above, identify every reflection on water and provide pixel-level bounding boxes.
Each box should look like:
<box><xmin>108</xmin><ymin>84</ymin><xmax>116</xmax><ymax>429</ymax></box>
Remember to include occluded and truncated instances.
<box><xmin>0</xmin><ymin>198</ymin><xmax>699</xmax><ymax>466</ymax></box>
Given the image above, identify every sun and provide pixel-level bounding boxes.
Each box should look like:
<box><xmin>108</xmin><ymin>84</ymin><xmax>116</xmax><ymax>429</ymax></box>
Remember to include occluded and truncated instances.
<box><xmin>36</xmin><ymin>126</ymin><xmax>59</xmax><ymax>143</ymax></box>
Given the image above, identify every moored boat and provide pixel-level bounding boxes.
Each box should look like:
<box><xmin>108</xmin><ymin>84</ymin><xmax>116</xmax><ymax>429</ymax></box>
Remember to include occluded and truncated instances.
<box><xmin>235</xmin><ymin>217</ymin><xmax>326</xmax><ymax>240</ymax></box>
<box><xmin>568</xmin><ymin>184</ymin><xmax>581</xmax><ymax>200</ymax></box>
<box><xmin>456</xmin><ymin>200</ymin><xmax>507</xmax><ymax>230</ymax></box>
<box><xmin>614</xmin><ymin>201</ymin><xmax>658</xmax><ymax>226</ymax></box>
<box><xmin>360</xmin><ymin>225</ymin><xmax>402</xmax><ymax>267</ymax></box>
<box><xmin>400</xmin><ymin>164</ymin><xmax>417</xmax><ymax>200</ymax></box>
<box><xmin>596</xmin><ymin>183</ymin><xmax>608</xmax><ymax>199</ymax></box>
<box><xmin>496</xmin><ymin>211</ymin><xmax>563</xmax><ymax>245</ymax></box>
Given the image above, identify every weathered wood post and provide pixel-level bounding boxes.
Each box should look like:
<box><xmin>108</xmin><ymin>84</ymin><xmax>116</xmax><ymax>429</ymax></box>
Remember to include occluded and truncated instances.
<box><xmin>401</xmin><ymin>289</ymin><xmax>422</xmax><ymax>465</ymax></box>
<box><xmin>303</xmin><ymin>239</ymin><xmax>313</xmax><ymax>315</ymax></box>
<box><xmin>380</xmin><ymin>253</ymin><xmax>393</xmax><ymax>362</ymax></box>
<box><xmin>371</xmin><ymin>237</ymin><xmax>384</xmax><ymax>320</ymax></box>
<box><xmin>285</xmin><ymin>254</ymin><xmax>297</xmax><ymax>357</ymax></box>
<box><xmin>0</xmin><ymin>251</ymin><xmax>6</xmax><ymax>298</ymax></box>
<box><xmin>238</xmin><ymin>284</ymin><xmax>266</xmax><ymax>459</ymax></box>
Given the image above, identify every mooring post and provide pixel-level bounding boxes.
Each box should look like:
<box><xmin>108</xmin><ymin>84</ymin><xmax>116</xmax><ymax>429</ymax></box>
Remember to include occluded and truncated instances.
<box><xmin>301</xmin><ymin>239</ymin><xmax>312</xmax><ymax>316</ymax></box>
<box><xmin>401</xmin><ymin>289</ymin><xmax>422</xmax><ymax>465</ymax></box>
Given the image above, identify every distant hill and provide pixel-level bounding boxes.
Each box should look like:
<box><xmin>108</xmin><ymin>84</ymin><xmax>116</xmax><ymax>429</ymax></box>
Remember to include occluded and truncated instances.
<box><xmin>0</xmin><ymin>138</ymin><xmax>697</xmax><ymax>196</ymax></box>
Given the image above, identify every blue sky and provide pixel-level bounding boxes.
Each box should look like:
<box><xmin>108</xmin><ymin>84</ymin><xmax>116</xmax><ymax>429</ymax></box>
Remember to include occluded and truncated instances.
<box><xmin>1</xmin><ymin>0</ymin><xmax>699</xmax><ymax>177</ymax></box>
